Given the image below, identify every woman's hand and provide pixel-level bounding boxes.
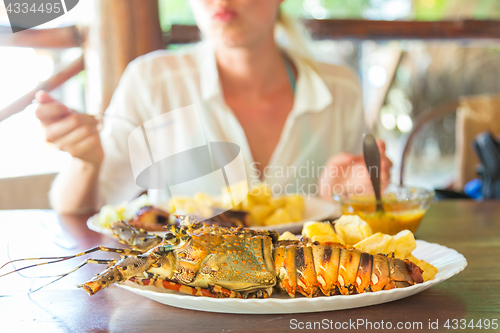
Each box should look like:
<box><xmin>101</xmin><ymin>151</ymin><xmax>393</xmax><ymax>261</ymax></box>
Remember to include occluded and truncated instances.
<box><xmin>35</xmin><ymin>91</ymin><xmax>104</xmax><ymax>167</ymax></box>
<box><xmin>319</xmin><ymin>140</ymin><xmax>392</xmax><ymax>200</ymax></box>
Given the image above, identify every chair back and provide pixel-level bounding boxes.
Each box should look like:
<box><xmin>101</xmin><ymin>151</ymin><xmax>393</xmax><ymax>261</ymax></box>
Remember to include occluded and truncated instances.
<box><xmin>0</xmin><ymin>173</ymin><xmax>55</xmax><ymax>209</ymax></box>
<box><xmin>455</xmin><ymin>95</ymin><xmax>500</xmax><ymax>190</ymax></box>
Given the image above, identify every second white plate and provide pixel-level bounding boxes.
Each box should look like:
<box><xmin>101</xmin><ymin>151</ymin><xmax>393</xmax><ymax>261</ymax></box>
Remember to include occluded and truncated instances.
<box><xmin>87</xmin><ymin>196</ymin><xmax>339</xmax><ymax>236</ymax></box>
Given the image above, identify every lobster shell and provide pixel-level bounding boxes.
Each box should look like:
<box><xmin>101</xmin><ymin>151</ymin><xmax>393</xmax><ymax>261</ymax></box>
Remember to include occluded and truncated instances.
<box><xmin>274</xmin><ymin>240</ymin><xmax>423</xmax><ymax>298</ymax></box>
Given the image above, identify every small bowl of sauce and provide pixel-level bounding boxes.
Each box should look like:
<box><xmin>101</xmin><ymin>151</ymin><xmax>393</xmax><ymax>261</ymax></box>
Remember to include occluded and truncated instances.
<box><xmin>333</xmin><ymin>185</ymin><xmax>435</xmax><ymax>235</ymax></box>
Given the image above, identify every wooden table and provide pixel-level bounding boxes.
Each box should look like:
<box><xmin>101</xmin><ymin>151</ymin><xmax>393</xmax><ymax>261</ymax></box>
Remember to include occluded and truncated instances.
<box><xmin>1</xmin><ymin>201</ymin><xmax>499</xmax><ymax>332</ymax></box>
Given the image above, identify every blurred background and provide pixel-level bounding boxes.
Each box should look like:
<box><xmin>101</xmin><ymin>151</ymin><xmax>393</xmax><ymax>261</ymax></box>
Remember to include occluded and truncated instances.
<box><xmin>0</xmin><ymin>0</ymin><xmax>499</xmax><ymax>208</ymax></box>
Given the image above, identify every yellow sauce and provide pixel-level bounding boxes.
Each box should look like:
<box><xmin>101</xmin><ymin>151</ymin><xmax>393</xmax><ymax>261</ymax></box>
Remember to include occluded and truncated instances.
<box><xmin>340</xmin><ymin>197</ymin><xmax>426</xmax><ymax>235</ymax></box>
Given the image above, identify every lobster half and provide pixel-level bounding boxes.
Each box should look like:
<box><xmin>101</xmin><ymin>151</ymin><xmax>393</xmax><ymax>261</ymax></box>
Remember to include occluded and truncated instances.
<box><xmin>0</xmin><ymin>220</ymin><xmax>423</xmax><ymax>298</ymax></box>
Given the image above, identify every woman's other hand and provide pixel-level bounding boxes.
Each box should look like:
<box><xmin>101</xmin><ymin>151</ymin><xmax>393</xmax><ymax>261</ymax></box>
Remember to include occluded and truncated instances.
<box><xmin>35</xmin><ymin>91</ymin><xmax>104</xmax><ymax>167</ymax></box>
<box><xmin>319</xmin><ymin>140</ymin><xmax>392</xmax><ymax>201</ymax></box>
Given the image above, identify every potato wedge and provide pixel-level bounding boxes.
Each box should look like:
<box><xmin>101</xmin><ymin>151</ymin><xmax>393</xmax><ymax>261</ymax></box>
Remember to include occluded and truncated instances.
<box><xmin>219</xmin><ymin>180</ymin><xmax>249</xmax><ymax>210</ymax></box>
<box><xmin>419</xmin><ymin>261</ymin><xmax>438</xmax><ymax>281</ymax></box>
<box><xmin>279</xmin><ymin>231</ymin><xmax>297</xmax><ymax>241</ymax></box>
<box><xmin>311</xmin><ymin>234</ymin><xmax>345</xmax><ymax>244</ymax></box>
<box><xmin>353</xmin><ymin>232</ymin><xmax>395</xmax><ymax>255</ymax></box>
<box><xmin>249</xmin><ymin>183</ymin><xmax>272</xmax><ymax>204</ymax></box>
<box><xmin>394</xmin><ymin>229</ymin><xmax>417</xmax><ymax>259</ymax></box>
<box><xmin>286</xmin><ymin>195</ymin><xmax>305</xmax><ymax>211</ymax></box>
<box><xmin>405</xmin><ymin>254</ymin><xmax>419</xmax><ymax>263</ymax></box>
<box><xmin>406</xmin><ymin>254</ymin><xmax>438</xmax><ymax>281</ymax></box>
<box><xmin>302</xmin><ymin>221</ymin><xmax>345</xmax><ymax>245</ymax></box>
<box><xmin>265</xmin><ymin>208</ymin><xmax>292</xmax><ymax>225</ymax></box>
<box><xmin>284</xmin><ymin>204</ymin><xmax>303</xmax><ymax>222</ymax></box>
<box><xmin>302</xmin><ymin>221</ymin><xmax>335</xmax><ymax>237</ymax></box>
<box><xmin>193</xmin><ymin>192</ymin><xmax>214</xmax><ymax>208</ymax></box>
<box><xmin>98</xmin><ymin>205</ymin><xmax>123</xmax><ymax>228</ymax></box>
<box><xmin>269</xmin><ymin>196</ymin><xmax>288</xmax><ymax>210</ymax></box>
<box><xmin>333</xmin><ymin>215</ymin><xmax>373</xmax><ymax>245</ymax></box>
<box><xmin>183</xmin><ymin>199</ymin><xmax>200</xmax><ymax>214</ymax></box>
<box><xmin>249</xmin><ymin>204</ymin><xmax>274</xmax><ymax>226</ymax></box>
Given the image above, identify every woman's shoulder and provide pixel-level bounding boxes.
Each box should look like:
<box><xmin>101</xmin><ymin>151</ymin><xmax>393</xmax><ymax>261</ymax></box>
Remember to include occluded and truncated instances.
<box><xmin>314</xmin><ymin>61</ymin><xmax>362</xmax><ymax>94</ymax></box>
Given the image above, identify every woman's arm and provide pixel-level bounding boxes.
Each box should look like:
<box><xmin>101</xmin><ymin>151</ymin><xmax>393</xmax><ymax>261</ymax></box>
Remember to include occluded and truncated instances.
<box><xmin>37</xmin><ymin>55</ymin><xmax>151</xmax><ymax>213</ymax></box>
<box><xmin>49</xmin><ymin>158</ymin><xmax>102</xmax><ymax>214</ymax></box>
<box><xmin>35</xmin><ymin>91</ymin><xmax>104</xmax><ymax>214</ymax></box>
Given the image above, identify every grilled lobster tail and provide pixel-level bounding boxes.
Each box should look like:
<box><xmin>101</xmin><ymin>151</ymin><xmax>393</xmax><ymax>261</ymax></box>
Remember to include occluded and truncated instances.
<box><xmin>274</xmin><ymin>240</ymin><xmax>424</xmax><ymax>298</ymax></box>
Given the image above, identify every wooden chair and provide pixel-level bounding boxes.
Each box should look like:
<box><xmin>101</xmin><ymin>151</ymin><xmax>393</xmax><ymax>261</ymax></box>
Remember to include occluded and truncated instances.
<box><xmin>0</xmin><ymin>174</ymin><xmax>56</xmax><ymax>209</ymax></box>
<box><xmin>455</xmin><ymin>95</ymin><xmax>500</xmax><ymax>190</ymax></box>
<box><xmin>399</xmin><ymin>95</ymin><xmax>500</xmax><ymax>190</ymax></box>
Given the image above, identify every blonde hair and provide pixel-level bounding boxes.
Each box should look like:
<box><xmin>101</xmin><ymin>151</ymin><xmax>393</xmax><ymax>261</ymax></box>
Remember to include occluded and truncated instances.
<box><xmin>275</xmin><ymin>9</ymin><xmax>318</xmax><ymax>72</ymax></box>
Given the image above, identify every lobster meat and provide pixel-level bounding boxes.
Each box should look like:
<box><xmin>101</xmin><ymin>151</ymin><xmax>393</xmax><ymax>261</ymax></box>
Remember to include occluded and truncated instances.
<box><xmin>274</xmin><ymin>239</ymin><xmax>423</xmax><ymax>297</ymax></box>
<box><xmin>0</xmin><ymin>219</ymin><xmax>423</xmax><ymax>298</ymax></box>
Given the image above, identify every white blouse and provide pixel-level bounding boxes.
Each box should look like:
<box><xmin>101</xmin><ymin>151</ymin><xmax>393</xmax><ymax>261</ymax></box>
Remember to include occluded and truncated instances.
<box><xmin>98</xmin><ymin>42</ymin><xmax>365</xmax><ymax>206</ymax></box>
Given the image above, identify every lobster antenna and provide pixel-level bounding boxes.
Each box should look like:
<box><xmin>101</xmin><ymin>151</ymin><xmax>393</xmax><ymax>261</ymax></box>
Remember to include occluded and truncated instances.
<box><xmin>28</xmin><ymin>258</ymin><xmax>115</xmax><ymax>294</ymax></box>
<box><xmin>0</xmin><ymin>257</ymin><xmax>77</xmax><ymax>279</ymax></box>
<box><xmin>1</xmin><ymin>254</ymin><xmax>79</xmax><ymax>271</ymax></box>
<box><xmin>0</xmin><ymin>246</ymin><xmax>142</xmax><ymax>278</ymax></box>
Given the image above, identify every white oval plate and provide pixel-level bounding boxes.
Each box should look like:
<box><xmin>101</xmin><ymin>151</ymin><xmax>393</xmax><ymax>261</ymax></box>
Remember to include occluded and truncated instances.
<box><xmin>87</xmin><ymin>196</ymin><xmax>339</xmax><ymax>236</ymax></box>
<box><xmin>115</xmin><ymin>240</ymin><xmax>467</xmax><ymax>314</ymax></box>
